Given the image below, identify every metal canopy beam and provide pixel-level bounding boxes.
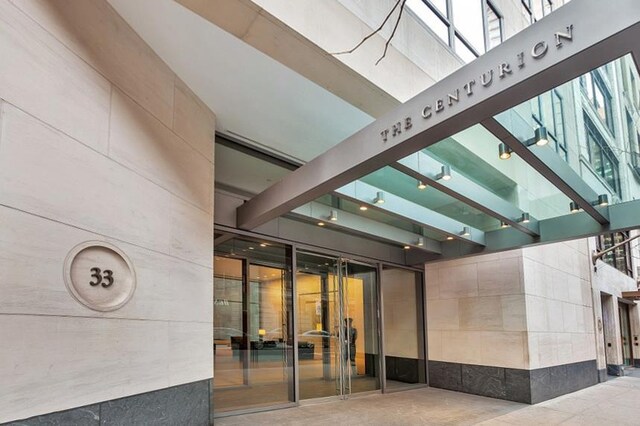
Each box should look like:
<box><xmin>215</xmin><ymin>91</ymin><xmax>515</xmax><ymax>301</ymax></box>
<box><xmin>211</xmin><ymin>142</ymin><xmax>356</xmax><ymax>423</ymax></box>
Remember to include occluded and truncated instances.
<box><xmin>237</xmin><ymin>0</ymin><xmax>640</xmax><ymax>230</ymax></box>
<box><xmin>291</xmin><ymin>201</ymin><xmax>442</xmax><ymax>254</ymax></box>
<box><xmin>392</xmin><ymin>152</ymin><xmax>540</xmax><ymax>237</ymax></box>
<box><xmin>482</xmin><ymin>113</ymin><xmax>609</xmax><ymax>224</ymax></box>
<box><xmin>414</xmin><ymin>199</ymin><xmax>640</xmax><ymax>262</ymax></box>
<box><xmin>334</xmin><ymin>181</ymin><xmax>486</xmax><ymax>245</ymax></box>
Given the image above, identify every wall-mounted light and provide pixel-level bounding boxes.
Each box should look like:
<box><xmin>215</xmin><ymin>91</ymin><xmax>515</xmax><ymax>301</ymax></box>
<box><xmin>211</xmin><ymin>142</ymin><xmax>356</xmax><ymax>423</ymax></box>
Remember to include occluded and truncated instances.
<box><xmin>417</xmin><ymin>237</ymin><xmax>424</xmax><ymax>246</ymax></box>
<box><xmin>436</xmin><ymin>165</ymin><xmax>452</xmax><ymax>181</ymax></box>
<box><xmin>359</xmin><ymin>205</ymin><xmax>368</xmax><ymax>211</ymax></box>
<box><xmin>317</xmin><ymin>221</ymin><xmax>325</xmax><ymax>226</ymax></box>
<box><xmin>518</xmin><ymin>213</ymin><xmax>530</xmax><ymax>224</ymax></box>
<box><xmin>569</xmin><ymin>201</ymin><xmax>580</xmax><ymax>213</ymax></box>
<box><xmin>374</xmin><ymin>191</ymin><xmax>385</xmax><ymax>204</ymax></box>
<box><xmin>460</xmin><ymin>226</ymin><xmax>471</xmax><ymax>237</ymax></box>
<box><xmin>330</xmin><ymin>210</ymin><xmax>338</xmax><ymax>221</ymax></box>
<box><xmin>417</xmin><ymin>180</ymin><xmax>427</xmax><ymax>190</ymax></box>
<box><xmin>446</xmin><ymin>236</ymin><xmax>454</xmax><ymax>241</ymax></box>
<box><xmin>403</xmin><ymin>245</ymin><xmax>410</xmax><ymax>250</ymax></box>
<box><xmin>260</xmin><ymin>243</ymin><xmax>268</xmax><ymax>247</ymax></box>
<box><xmin>498</xmin><ymin>143</ymin><xmax>512</xmax><ymax>160</ymax></box>
<box><xmin>500</xmin><ymin>221</ymin><xmax>510</xmax><ymax>229</ymax></box>
<box><xmin>534</xmin><ymin>126</ymin><xmax>549</xmax><ymax>146</ymax></box>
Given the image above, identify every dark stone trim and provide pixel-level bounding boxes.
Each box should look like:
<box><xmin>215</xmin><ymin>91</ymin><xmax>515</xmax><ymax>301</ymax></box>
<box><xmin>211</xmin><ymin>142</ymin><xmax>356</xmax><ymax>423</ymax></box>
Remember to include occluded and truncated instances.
<box><xmin>607</xmin><ymin>364</ymin><xmax>623</xmax><ymax>376</ymax></box>
<box><xmin>385</xmin><ymin>356</ymin><xmax>425</xmax><ymax>384</ymax></box>
<box><xmin>598</xmin><ymin>368</ymin><xmax>608</xmax><ymax>383</ymax></box>
<box><xmin>428</xmin><ymin>360</ymin><xmax>598</xmax><ymax>404</ymax></box>
<box><xmin>2</xmin><ymin>380</ymin><xmax>210</xmax><ymax>426</ymax></box>
<box><xmin>634</xmin><ymin>359</ymin><xmax>640</xmax><ymax>368</ymax></box>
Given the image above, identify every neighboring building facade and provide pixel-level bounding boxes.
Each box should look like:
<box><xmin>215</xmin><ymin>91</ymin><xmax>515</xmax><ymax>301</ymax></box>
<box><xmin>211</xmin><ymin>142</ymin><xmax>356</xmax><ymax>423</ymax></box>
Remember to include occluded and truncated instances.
<box><xmin>1</xmin><ymin>0</ymin><xmax>639</xmax><ymax>424</ymax></box>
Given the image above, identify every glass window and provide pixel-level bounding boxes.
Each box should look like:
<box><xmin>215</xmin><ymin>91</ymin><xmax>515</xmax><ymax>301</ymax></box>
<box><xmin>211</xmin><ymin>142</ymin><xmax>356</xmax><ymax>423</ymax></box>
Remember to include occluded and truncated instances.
<box><xmin>585</xmin><ymin>115</ymin><xmax>620</xmax><ymax>195</ymax></box>
<box><xmin>408</xmin><ymin>0</ymin><xmax>503</xmax><ymax>62</ymax></box>
<box><xmin>596</xmin><ymin>232</ymin><xmax>632</xmax><ymax>276</ymax></box>
<box><xmin>582</xmin><ymin>72</ymin><xmax>615</xmax><ymax>135</ymax></box>
<box><xmin>406</xmin><ymin>0</ymin><xmax>449</xmax><ymax>45</ymax></box>
<box><xmin>485</xmin><ymin>2</ymin><xmax>502</xmax><ymax>51</ymax></box>
<box><xmin>213</xmin><ymin>238</ymin><xmax>294</xmax><ymax>414</ymax></box>
<box><xmin>452</xmin><ymin>0</ymin><xmax>484</xmax><ymax>54</ymax></box>
<box><xmin>521</xmin><ymin>0</ymin><xmax>533</xmax><ymax>24</ymax></box>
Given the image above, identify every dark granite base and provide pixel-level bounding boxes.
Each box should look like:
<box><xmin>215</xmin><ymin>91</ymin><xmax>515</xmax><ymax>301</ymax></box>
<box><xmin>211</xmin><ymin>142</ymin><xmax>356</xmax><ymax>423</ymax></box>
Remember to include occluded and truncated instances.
<box><xmin>428</xmin><ymin>360</ymin><xmax>597</xmax><ymax>404</ymax></box>
<box><xmin>607</xmin><ymin>364</ymin><xmax>623</xmax><ymax>376</ymax></box>
<box><xmin>385</xmin><ymin>356</ymin><xmax>425</xmax><ymax>384</ymax></box>
<box><xmin>634</xmin><ymin>359</ymin><xmax>640</xmax><ymax>368</ymax></box>
<box><xmin>3</xmin><ymin>381</ymin><xmax>210</xmax><ymax>426</ymax></box>
<box><xmin>598</xmin><ymin>368</ymin><xmax>608</xmax><ymax>382</ymax></box>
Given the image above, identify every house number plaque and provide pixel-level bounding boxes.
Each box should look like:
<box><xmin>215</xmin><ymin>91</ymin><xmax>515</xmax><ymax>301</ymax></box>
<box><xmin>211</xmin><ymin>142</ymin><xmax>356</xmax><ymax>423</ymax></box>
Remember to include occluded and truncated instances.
<box><xmin>64</xmin><ymin>241</ymin><xmax>136</xmax><ymax>312</ymax></box>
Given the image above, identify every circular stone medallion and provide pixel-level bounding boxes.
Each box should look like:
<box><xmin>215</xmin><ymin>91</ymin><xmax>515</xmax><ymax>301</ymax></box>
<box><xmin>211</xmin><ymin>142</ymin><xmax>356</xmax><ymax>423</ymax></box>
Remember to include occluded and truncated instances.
<box><xmin>64</xmin><ymin>241</ymin><xmax>136</xmax><ymax>312</ymax></box>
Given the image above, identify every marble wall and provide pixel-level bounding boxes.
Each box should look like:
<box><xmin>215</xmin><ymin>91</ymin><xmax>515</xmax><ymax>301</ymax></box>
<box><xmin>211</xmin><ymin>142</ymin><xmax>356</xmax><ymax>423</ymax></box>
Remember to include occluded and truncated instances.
<box><xmin>0</xmin><ymin>0</ymin><xmax>215</xmax><ymax>422</ymax></box>
<box><xmin>426</xmin><ymin>250</ymin><xmax>528</xmax><ymax>369</ymax></box>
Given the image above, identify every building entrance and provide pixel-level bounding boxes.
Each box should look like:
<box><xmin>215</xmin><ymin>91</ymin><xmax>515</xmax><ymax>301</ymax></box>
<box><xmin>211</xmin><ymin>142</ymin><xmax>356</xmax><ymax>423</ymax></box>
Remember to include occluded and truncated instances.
<box><xmin>619</xmin><ymin>302</ymin><xmax>633</xmax><ymax>366</ymax></box>
<box><xmin>296</xmin><ymin>251</ymin><xmax>380</xmax><ymax>400</ymax></box>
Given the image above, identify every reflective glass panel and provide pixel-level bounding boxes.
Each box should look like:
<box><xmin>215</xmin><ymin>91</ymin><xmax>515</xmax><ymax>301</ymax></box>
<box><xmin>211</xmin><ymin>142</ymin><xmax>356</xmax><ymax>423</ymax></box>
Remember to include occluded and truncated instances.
<box><xmin>407</xmin><ymin>0</ymin><xmax>449</xmax><ymax>44</ymax></box>
<box><xmin>213</xmin><ymin>238</ymin><xmax>294</xmax><ymax>414</ymax></box>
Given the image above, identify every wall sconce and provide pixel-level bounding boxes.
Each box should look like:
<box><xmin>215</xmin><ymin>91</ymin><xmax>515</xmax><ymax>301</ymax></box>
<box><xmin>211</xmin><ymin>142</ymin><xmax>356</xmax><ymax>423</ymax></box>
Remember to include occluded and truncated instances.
<box><xmin>593</xmin><ymin>194</ymin><xmax>608</xmax><ymax>207</ymax></box>
<box><xmin>569</xmin><ymin>201</ymin><xmax>580</xmax><ymax>213</ymax></box>
<box><xmin>436</xmin><ymin>165</ymin><xmax>452</xmax><ymax>181</ymax></box>
<box><xmin>498</xmin><ymin>143</ymin><xmax>512</xmax><ymax>160</ymax></box>
<box><xmin>374</xmin><ymin>191</ymin><xmax>385</xmax><ymax>204</ymax></box>
<box><xmin>460</xmin><ymin>226</ymin><xmax>471</xmax><ymax>237</ymax></box>
<box><xmin>517</xmin><ymin>212</ymin><xmax>530</xmax><ymax>224</ymax></box>
<box><xmin>330</xmin><ymin>210</ymin><xmax>338</xmax><ymax>221</ymax></box>
<box><xmin>417</xmin><ymin>180</ymin><xmax>427</xmax><ymax>190</ymax></box>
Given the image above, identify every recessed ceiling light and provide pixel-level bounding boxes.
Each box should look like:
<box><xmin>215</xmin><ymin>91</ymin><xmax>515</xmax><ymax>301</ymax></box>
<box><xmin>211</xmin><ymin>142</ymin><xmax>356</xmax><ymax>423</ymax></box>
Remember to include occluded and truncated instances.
<box><xmin>359</xmin><ymin>205</ymin><xmax>368</xmax><ymax>211</ymax></box>
<box><xmin>317</xmin><ymin>221</ymin><xmax>325</xmax><ymax>226</ymax></box>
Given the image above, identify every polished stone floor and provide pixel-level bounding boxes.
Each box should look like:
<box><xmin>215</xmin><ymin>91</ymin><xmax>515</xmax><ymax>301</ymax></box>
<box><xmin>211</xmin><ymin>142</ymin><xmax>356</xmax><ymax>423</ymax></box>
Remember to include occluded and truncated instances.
<box><xmin>215</xmin><ymin>375</ymin><xmax>640</xmax><ymax>425</ymax></box>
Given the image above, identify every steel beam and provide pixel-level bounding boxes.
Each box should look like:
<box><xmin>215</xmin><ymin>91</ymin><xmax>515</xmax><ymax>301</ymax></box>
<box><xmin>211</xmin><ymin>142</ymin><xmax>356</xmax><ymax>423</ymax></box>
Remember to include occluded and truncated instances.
<box><xmin>237</xmin><ymin>0</ymin><xmax>640</xmax><ymax>229</ymax></box>
<box><xmin>291</xmin><ymin>201</ymin><xmax>442</xmax><ymax>254</ymax></box>
<box><xmin>392</xmin><ymin>152</ymin><xmax>540</xmax><ymax>237</ymax></box>
<box><xmin>334</xmin><ymin>181</ymin><xmax>486</xmax><ymax>246</ymax></box>
<box><xmin>482</xmin><ymin>113</ymin><xmax>609</xmax><ymax>224</ymax></box>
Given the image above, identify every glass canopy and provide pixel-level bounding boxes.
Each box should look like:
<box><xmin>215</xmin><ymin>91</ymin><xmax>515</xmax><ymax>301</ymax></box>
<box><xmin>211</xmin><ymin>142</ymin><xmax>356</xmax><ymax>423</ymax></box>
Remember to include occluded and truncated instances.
<box><xmin>275</xmin><ymin>54</ymin><xmax>640</xmax><ymax>254</ymax></box>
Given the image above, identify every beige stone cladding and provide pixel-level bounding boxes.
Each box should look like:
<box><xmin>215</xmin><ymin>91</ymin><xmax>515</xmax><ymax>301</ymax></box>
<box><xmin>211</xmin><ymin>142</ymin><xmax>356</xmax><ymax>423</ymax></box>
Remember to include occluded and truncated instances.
<box><xmin>0</xmin><ymin>0</ymin><xmax>215</xmax><ymax>423</ymax></box>
<box><xmin>427</xmin><ymin>240</ymin><xmax>598</xmax><ymax>371</ymax></box>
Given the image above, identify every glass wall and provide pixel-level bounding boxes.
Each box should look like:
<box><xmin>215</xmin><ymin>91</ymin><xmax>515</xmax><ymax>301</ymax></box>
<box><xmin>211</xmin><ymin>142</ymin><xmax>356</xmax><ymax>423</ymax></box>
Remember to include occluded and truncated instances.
<box><xmin>381</xmin><ymin>267</ymin><xmax>426</xmax><ymax>390</ymax></box>
<box><xmin>295</xmin><ymin>252</ymin><xmax>380</xmax><ymax>399</ymax></box>
<box><xmin>213</xmin><ymin>237</ymin><xmax>294</xmax><ymax>414</ymax></box>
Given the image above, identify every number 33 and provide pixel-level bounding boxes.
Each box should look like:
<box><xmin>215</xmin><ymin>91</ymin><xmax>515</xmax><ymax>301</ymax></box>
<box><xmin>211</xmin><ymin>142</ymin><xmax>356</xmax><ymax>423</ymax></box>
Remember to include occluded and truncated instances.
<box><xmin>90</xmin><ymin>267</ymin><xmax>114</xmax><ymax>288</ymax></box>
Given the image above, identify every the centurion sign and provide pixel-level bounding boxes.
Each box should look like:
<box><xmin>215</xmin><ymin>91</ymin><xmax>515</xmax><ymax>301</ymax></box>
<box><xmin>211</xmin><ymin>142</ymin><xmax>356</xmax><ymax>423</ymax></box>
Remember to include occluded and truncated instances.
<box><xmin>380</xmin><ymin>25</ymin><xmax>574</xmax><ymax>143</ymax></box>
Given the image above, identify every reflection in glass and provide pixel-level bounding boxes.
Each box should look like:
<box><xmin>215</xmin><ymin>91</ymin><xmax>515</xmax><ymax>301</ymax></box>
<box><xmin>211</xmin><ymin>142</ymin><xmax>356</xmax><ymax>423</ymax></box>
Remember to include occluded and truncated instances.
<box><xmin>296</xmin><ymin>252</ymin><xmax>380</xmax><ymax>399</ymax></box>
<box><xmin>406</xmin><ymin>0</ymin><xmax>449</xmax><ymax>45</ymax></box>
<box><xmin>213</xmin><ymin>238</ymin><xmax>294</xmax><ymax>414</ymax></box>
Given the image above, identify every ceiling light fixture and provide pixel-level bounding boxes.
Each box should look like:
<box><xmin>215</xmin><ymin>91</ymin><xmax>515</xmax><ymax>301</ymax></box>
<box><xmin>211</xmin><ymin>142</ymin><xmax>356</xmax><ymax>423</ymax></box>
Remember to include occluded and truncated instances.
<box><xmin>330</xmin><ymin>210</ymin><xmax>338</xmax><ymax>221</ymax></box>
<box><xmin>518</xmin><ymin>212</ymin><xmax>530</xmax><ymax>224</ymax></box>
<box><xmin>534</xmin><ymin>126</ymin><xmax>549</xmax><ymax>146</ymax></box>
<box><xmin>374</xmin><ymin>191</ymin><xmax>385</xmax><ymax>204</ymax></box>
<box><xmin>498</xmin><ymin>143</ymin><xmax>512</xmax><ymax>160</ymax></box>
<box><xmin>403</xmin><ymin>245</ymin><xmax>410</xmax><ymax>250</ymax></box>
<box><xmin>417</xmin><ymin>180</ymin><xmax>427</xmax><ymax>190</ymax></box>
<box><xmin>417</xmin><ymin>237</ymin><xmax>424</xmax><ymax>246</ymax></box>
<box><xmin>460</xmin><ymin>226</ymin><xmax>471</xmax><ymax>237</ymax></box>
<box><xmin>359</xmin><ymin>205</ymin><xmax>368</xmax><ymax>211</ymax></box>
<box><xmin>595</xmin><ymin>194</ymin><xmax>609</xmax><ymax>207</ymax></box>
<box><xmin>317</xmin><ymin>221</ymin><xmax>325</xmax><ymax>226</ymax></box>
<box><xmin>569</xmin><ymin>201</ymin><xmax>580</xmax><ymax>213</ymax></box>
<box><xmin>446</xmin><ymin>236</ymin><xmax>454</xmax><ymax>241</ymax></box>
<box><xmin>436</xmin><ymin>165</ymin><xmax>452</xmax><ymax>181</ymax></box>
<box><xmin>500</xmin><ymin>221</ymin><xmax>510</xmax><ymax>228</ymax></box>
<box><xmin>260</xmin><ymin>243</ymin><xmax>267</xmax><ymax>247</ymax></box>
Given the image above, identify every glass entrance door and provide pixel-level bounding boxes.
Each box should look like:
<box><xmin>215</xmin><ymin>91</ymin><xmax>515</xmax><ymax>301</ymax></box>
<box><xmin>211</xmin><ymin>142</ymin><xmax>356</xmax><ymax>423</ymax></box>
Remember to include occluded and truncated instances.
<box><xmin>619</xmin><ymin>302</ymin><xmax>633</xmax><ymax>366</ymax></box>
<box><xmin>295</xmin><ymin>252</ymin><xmax>380</xmax><ymax>400</ymax></box>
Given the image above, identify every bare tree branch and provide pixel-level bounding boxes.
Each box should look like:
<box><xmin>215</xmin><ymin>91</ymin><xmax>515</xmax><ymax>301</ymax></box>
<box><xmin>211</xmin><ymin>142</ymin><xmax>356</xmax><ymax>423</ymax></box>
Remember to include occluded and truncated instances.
<box><xmin>375</xmin><ymin>0</ymin><xmax>407</xmax><ymax>65</ymax></box>
<box><xmin>330</xmin><ymin>0</ymin><xmax>405</xmax><ymax>60</ymax></box>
